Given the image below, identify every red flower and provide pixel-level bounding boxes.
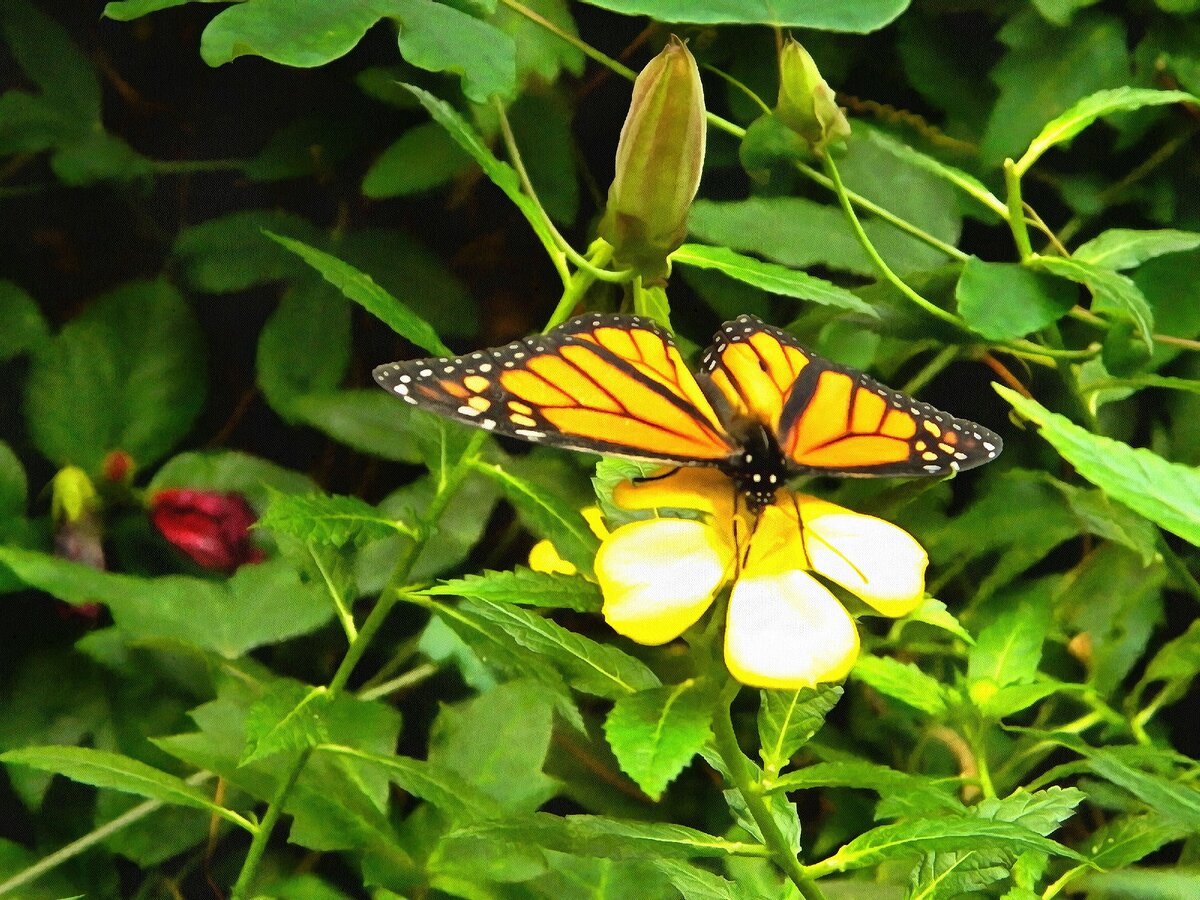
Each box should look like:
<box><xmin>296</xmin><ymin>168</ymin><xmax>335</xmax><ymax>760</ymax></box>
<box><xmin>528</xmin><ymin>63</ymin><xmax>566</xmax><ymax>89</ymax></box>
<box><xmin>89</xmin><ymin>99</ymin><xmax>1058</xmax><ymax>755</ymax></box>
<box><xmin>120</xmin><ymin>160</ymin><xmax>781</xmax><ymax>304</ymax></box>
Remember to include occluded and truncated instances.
<box><xmin>149</xmin><ymin>489</ymin><xmax>265</xmax><ymax>572</ymax></box>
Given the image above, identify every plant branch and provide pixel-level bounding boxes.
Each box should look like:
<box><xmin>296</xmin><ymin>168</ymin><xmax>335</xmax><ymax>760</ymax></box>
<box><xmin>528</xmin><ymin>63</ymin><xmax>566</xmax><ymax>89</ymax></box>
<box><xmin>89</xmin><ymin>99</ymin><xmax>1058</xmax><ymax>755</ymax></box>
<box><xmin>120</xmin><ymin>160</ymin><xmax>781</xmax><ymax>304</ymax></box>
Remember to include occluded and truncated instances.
<box><xmin>1003</xmin><ymin>158</ymin><xmax>1034</xmax><ymax>261</ymax></box>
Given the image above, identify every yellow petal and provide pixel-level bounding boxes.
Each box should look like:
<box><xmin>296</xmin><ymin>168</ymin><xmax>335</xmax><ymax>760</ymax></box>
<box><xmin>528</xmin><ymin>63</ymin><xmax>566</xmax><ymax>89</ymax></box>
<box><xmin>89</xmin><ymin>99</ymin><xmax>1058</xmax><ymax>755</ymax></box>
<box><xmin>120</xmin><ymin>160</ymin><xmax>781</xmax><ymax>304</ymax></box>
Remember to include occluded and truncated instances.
<box><xmin>725</xmin><ymin>568</ymin><xmax>859</xmax><ymax>689</ymax></box>
<box><xmin>581</xmin><ymin>506</ymin><xmax>611</xmax><ymax>540</ymax></box>
<box><xmin>528</xmin><ymin>538</ymin><xmax>577</xmax><ymax>576</ymax></box>
<box><xmin>596</xmin><ymin>518</ymin><xmax>732</xmax><ymax>645</ymax></box>
<box><xmin>800</xmin><ymin>497</ymin><xmax>928</xmax><ymax>617</ymax></box>
<box><xmin>612</xmin><ymin>467</ymin><xmax>735</xmax><ymax>521</ymax></box>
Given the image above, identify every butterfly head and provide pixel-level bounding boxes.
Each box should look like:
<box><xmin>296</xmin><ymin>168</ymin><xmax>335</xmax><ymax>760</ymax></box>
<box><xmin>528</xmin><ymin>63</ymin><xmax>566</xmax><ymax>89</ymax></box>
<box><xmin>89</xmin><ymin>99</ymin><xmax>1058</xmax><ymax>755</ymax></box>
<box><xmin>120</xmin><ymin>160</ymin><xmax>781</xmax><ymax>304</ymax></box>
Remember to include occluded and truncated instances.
<box><xmin>721</xmin><ymin>422</ymin><xmax>791</xmax><ymax>514</ymax></box>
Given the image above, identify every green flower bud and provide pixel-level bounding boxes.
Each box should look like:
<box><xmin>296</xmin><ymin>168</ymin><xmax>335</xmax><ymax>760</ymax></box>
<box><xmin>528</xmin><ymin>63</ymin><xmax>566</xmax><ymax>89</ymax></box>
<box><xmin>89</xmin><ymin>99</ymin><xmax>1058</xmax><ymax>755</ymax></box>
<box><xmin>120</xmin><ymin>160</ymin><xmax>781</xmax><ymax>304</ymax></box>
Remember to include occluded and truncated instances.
<box><xmin>51</xmin><ymin>466</ymin><xmax>98</xmax><ymax>524</ymax></box>
<box><xmin>775</xmin><ymin>38</ymin><xmax>850</xmax><ymax>154</ymax></box>
<box><xmin>600</xmin><ymin>36</ymin><xmax>706</xmax><ymax>279</ymax></box>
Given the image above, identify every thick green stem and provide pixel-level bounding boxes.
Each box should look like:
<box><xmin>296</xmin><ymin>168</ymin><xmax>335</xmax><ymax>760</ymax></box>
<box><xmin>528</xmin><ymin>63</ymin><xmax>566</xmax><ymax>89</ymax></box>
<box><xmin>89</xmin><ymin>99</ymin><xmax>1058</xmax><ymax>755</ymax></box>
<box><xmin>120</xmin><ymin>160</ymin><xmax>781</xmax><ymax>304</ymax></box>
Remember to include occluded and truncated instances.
<box><xmin>230</xmin><ymin>750</ymin><xmax>310</xmax><ymax>899</ymax></box>
<box><xmin>710</xmin><ymin>681</ymin><xmax>828</xmax><ymax>900</ymax></box>
<box><xmin>545</xmin><ymin>241</ymin><xmax>614</xmax><ymax>329</ymax></box>
<box><xmin>1003</xmin><ymin>158</ymin><xmax>1034</xmax><ymax>262</ymax></box>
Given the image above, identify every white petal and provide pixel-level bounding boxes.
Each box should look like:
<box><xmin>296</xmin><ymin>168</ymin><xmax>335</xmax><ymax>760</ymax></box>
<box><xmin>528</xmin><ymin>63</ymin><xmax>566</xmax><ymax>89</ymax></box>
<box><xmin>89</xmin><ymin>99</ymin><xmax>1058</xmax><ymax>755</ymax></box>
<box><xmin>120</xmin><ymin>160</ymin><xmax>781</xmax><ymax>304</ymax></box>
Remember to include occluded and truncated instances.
<box><xmin>725</xmin><ymin>569</ymin><xmax>859</xmax><ymax>689</ymax></box>
<box><xmin>596</xmin><ymin>518</ymin><xmax>732</xmax><ymax>645</ymax></box>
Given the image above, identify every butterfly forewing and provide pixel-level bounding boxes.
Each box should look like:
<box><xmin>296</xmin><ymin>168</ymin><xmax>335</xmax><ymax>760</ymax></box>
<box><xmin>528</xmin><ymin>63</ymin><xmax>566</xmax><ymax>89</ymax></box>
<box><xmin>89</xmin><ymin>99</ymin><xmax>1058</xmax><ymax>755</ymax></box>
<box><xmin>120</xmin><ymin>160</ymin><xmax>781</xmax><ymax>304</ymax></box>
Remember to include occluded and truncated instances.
<box><xmin>373</xmin><ymin>314</ymin><xmax>738</xmax><ymax>465</ymax></box>
<box><xmin>700</xmin><ymin>315</ymin><xmax>1002</xmax><ymax>477</ymax></box>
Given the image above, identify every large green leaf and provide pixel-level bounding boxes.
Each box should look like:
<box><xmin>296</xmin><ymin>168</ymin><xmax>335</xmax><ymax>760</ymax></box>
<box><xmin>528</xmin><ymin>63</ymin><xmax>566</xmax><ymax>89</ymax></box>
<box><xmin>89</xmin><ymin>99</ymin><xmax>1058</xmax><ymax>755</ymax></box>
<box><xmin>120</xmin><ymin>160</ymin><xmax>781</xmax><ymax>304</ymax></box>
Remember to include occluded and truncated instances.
<box><xmin>23</xmin><ymin>280</ymin><xmax>206</xmax><ymax>471</ymax></box>
<box><xmin>266</xmin><ymin>231</ymin><xmax>450</xmax><ymax>356</ymax></box>
<box><xmin>576</xmin><ymin>0</ymin><xmax>910</xmax><ymax>31</ymax></box>
<box><xmin>201</xmin><ymin>0</ymin><xmax>516</xmax><ymax>102</ymax></box>
<box><xmin>955</xmin><ymin>257</ymin><xmax>1077</xmax><ymax>340</ymax></box>
<box><xmin>0</xmin><ymin>549</ymin><xmax>333</xmax><ymax>658</ymax></box>
<box><xmin>967</xmin><ymin>590</ymin><xmax>1052</xmax><ymax>689</ymax></box>
<box><xmin>424</xmin><ymin>567</ymin><xmax>603</xmax><ymax>613</ymax></box>
<box><xmin>670</xmin><ymin>244</ymin><xmax>877</xmax><ymax>316</ymax></box>
<box><xmin>851</xmin><ymin>656</ymin><xmax>949</xmax><ymax>716</ymax></box>
<box><xmin>256</xmin><ymin>279</ymin><xmax>351</xmax><ymax>416</ymax></box>
<box><xmin>0</xmin><ymin>280</ymin><xmax>47</xmax><ymax>362</ymax></box>
<box><xmin>757</xmin><ymin>685</ymin><xmax>842</xmax><ymax>779</ymax></box>
<box><xmin>1074</xmin><ymin>228</ymin><xmax>1200</xmax><ymax>271</ymax></box>
<box><xmin>604</xmin><ymin>680</ymin><xmax>715</xmax><ymax>801</ymax></box>
<box><xmin>998</xmin><ymin>386</ymin><xmax>1200</xmax><ymax>545</ymax></box>
<box><xmin>362</xmin><ymin>122</ymin><xmax>471</xmax><ymax>198</ymax></box>
<box><xmin>258</xmin><ymin>491</ymin><xmax>413</xmax><ymax>548</ymax></box>
<box><xmin>0</xmin><ymin>746</ymin><xmax>254</xmax><ymax>832</ymax></box>
<box><xmin>172</xmin><ymin>210</ymin><xmax>323</xmax><ymax>293</ymax></box>
<box><xmin>1034</xmin><ymin>255</ymin><xmax>1155</xmax><ymax>351</ymax></box>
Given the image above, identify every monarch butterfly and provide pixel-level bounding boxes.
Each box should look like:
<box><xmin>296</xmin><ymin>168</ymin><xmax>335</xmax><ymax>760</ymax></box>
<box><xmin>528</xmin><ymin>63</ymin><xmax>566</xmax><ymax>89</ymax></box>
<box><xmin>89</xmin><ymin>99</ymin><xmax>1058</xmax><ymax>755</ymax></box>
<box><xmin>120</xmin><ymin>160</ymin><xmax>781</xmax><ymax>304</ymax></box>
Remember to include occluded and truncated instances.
<box><xmin>374</xmin><ymin>314</ymin><xmax>1002</xmax><ymax>511</ymax></box>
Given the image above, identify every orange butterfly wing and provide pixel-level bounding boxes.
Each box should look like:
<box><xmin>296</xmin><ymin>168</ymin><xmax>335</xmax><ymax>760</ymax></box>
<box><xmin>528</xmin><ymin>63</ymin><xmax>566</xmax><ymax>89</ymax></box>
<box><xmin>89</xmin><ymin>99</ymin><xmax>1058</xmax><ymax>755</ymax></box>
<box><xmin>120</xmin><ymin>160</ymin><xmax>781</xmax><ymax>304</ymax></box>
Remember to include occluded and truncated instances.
<box><xmin>699</xmin><ymin>315</ymin><xmax>1002</xmax><ymax>476</ymax></box>
<box><xmin>374</xmin><ymin>315</ymin><xmax>738</xmax><ymax>465</ymax></box>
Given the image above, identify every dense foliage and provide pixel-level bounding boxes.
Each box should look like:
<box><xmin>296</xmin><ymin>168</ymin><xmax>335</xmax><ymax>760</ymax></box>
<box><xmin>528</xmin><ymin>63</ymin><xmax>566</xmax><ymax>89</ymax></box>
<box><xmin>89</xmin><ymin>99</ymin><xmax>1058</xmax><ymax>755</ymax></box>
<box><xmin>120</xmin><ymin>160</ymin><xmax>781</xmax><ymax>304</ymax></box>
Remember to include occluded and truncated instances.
<box><xmin>2</xmin><ymin>1</ymin><xmax>1199</xmax><ymax>897</ymax></box>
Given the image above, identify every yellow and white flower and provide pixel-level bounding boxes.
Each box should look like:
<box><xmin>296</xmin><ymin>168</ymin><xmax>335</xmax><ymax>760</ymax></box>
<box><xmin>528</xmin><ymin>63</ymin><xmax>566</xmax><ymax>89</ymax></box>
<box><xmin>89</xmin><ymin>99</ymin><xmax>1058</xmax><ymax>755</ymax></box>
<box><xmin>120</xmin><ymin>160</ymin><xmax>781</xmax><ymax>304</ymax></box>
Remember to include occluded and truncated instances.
<box><xmin>593</xmin><ymin>469</ymin><xmax>927</xmax><ymax>689</ymax></box>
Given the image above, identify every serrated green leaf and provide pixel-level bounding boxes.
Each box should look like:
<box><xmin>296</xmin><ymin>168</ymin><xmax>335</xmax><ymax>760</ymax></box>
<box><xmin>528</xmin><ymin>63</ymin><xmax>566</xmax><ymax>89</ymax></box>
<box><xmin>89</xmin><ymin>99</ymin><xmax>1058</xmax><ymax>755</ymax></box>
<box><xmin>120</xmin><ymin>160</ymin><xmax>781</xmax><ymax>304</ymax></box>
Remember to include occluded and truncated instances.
<box><xmin>317</xmin><ymin>744</ymin><xmax>503</xmax><ymax>822</ymax></box>
<box><xmin>1084</xmin><ymin>813</ymin><xmax>1188</xmax><ymax>867</ymax></box>
<box><xmin>0</xmin><ymin>280</ymin><xmax>47</xmax><ymax>362</ymax></box>
<box><xmin>448</xmin><ymin>596</ymin><xmax>659</xmax><ymax>698</ymax></box>
<box><xmin>851</xmin><ymin>655</ymin><xmax>948</xmax><ymax>716</ymax></box>
<box><xmin>576</xmin><ymin>0</ymin><xmax>908</xmax><ymax>31</ymax></box>
<box><xmin>899</xmin><ymin>598</ymin><xmax>974</xmax><ymax>644</ymax></box>
<box><xmin>259</xmin><ymin>491</ymin><xmax>413</xmax><ymax>548</ymax></box>
<box><xmin>974</xmin><ymin>786</ymin><xmax>1085</xmax><ymax>836</ymax></box>
<box><xmin>445</xmin><ymin>813</ymin><xmax>759</xmax><ymax>860</ymax></box>
<box><xmin>0</xmin><ymin>746</ymin><xmax>254</xmax><ymax>832</ymax></box>
<box><xmin>266</xmin><ymin>231</ymin><xmax>450</xmax><ymax>356</ymax></box>
<box><xmin>23</xmin><ymin>280</ymin><xmax>206</xmax><ymax>472</ymax></box>
<box><xmin>424</xmin><ymin>566</ymin><xmax>602</xmax><ymax>612</ymax></box>
<box><xmin>1017</xmin><ymin>87</ymin><xmax>1195</xmax><ymax>174</ymax></box>
<box><xmin>1074</xmin><ymin>228</ymin><xmax>1200</xmax><ymax>271</ymax></box>
<box><xmin>998</xmin><ymin>386</ymin><xmax>1200</xmax><ymax>545</ymax></box>
<box><xmin>651</xmin><ymin>858</ymin><xmax>767</xmax><ymax>900</ymax></box>
<box><xmin>670</xmin><ymin>244</ymin><xmax>877</xmax><ymax>316</ymax></box>
<box><xmin>604</xmin><ymin>680</ymin><xmax>714</xmax><ymax>801</ymax></box>
<box><xmin>955</xmin><ymin>257</ymin><xmax>1077</xmax><ymax>340</ymax></box>
<box><xmin>473</xmin><ymin>461</ymin><xmax>599</xmax><ymax>576</ymax></box>
<box><xmin>241</xmin><ymin>683</ymin><xmax>331</xmax><ymax>765</ymax></box>
<box><xmin>757</xmin><ymin>684</ymin><xmax>842</xmax><ymax>779</ymax></box>
<box><xmin>818</xmin><ymin>816</ymin><xmax>1084</xmax><ymax>874</ymax></box>
<box><xmin>768</xmin><ymin>760</ymin><xmax>963</xmax><ymax>815</ymax></box>
<box><xmin>1034</xmin><ymin>255</ymin><xmax>1155</xmax><ymax>351</ymax></box>
<box><xmin>967</xmin><ymin>590</ymin><xmax>1051</xmax><ymax>689</ymax></box>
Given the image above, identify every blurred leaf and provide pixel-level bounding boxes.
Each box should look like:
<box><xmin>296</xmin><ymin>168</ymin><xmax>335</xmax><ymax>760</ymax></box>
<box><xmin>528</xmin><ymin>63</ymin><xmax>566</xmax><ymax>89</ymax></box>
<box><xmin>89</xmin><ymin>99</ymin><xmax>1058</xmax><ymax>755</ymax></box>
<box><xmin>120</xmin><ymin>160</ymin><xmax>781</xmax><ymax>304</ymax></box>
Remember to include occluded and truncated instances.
<box><xmin>851</xmin><ymin>655</ymin><xmax>948</xmax><ymax>716</ymax></box>
<box><xmin>769</xmin><ymin>761</ymin><xmax>963</xmax><ymax>815</ymax></box>
<box><xmin>0</xmin><ymin>441</ymin><xmax>27</xmax><ymax>521</ymax></box>
<box><xmin>1072</xmin><ymin>867</ymin><xmax>1200</xmax><ymax>899</ymax></box>
<box><xmin>0</xmin><ymin>746</ymin><xmax>253</xmax><ymax>830</ymax></box>
<box><xmin>1074</xmin><ymin>228</ymin><xmax>1200</xmax><ymax>270</ymax></box>
<box><xmin>1081</xmin><ymin>745</ymin><xmax>1200</xmax><ymax>829</ymax></box>
<box><xmin>672</xmin><ymin>244</ymin><xmax>877</xmax><ymax>316</ymax></box>
<box><xmin>0</xmin><ymin>549</ymin><xmax>333</xmax><ymax>658</ymax></box>
<box><xmin>256</xmin><ymin>280</ymin><xmax>351</xmax><ymax>416</ymax></box>
<box><xmin>508</xmin><ymin>91</ymin><xmax>579</xmax><ymax>225</ymax></box>
<box><xmin>1017</xmin><ymin>87</ymin><xmax>1195</xmax><ymax>173</ymax></box>
<box><xmin>1035</xmin><ymin>255</ymin><xmax>1154</xmax><ymax>351</ymax></box>
<box><xmin>288</xmin><ymin>390</ymin><xmax>423</xmax><ymax>463</ymax></box>
<box><xmin>491</xmin><ymin>0</ymin><xmax>585</xmax><ymax>84</ymax></box>
<box><xmin>1138</xmin><ymin>618</ymin><xmax>1200</xmax><ymax>709</ymax></box>
<box><xmin>259</xmin><ymin>491</ymin><xmax>412</xmax><ymax>548</ymax></box>
<box><xmin>24</xmin><ymin>280</ymin><xmax>206</xmax><ymax>472</ymax></box>
<box><xmin>1084</xmin><ymin>813</ymin><xmax>1188</xmax><ymax>867</ymax></box>
<box><xmin>447</xmin><ymin>596</ymin><xmax>659</xmax><ymax>698</ymax></box>
<box><xmin>103</xmin><ymin>1</ymin><xmax>197</xmax><ymax>19</ymax></box>
<box><xmin>428</xmin><ymin>680</ymin><xmax>559</xmax><ymax>813</ymax></box>
<box><xmin>999</xmin><ymin>386</ymin><xmax>1200</xmax><ymax>545</ymax></box>
<box><xmin>898</xmin><ymin>598</ymin><xmax>974</xmax><ymax>644</ymax></box>
<box><xmin>267</xmin><ymin>231</ymin><xmax>451</xmax><ymax>356</ymax></box>
<box><xmin>0</xmin><ymin>280</ymin><xmax>47</xmax><ymax>362</ymax></box>
<box><xmin>981</xmin><ymin>11</ymin><xmax>1132</xmax><ymax>164</ymax></box>
<box><xmin>757</xmin><ymin>684</ymin><xmax>842</xmax><ymax>779</ymax></box>
<box><xmin>424</xmin><ymin>566</ymin><xmax>603</xmax><ymax>612</ymax></box>
<box><xmin>955</xmin><ymin>257</ymin><xmax>1077</xmax><ymax>340</ymax></box>
<box><xmin>243</xmin><ymin>113</ymin><xmax>366</xmax><ymax>182</ymax></box>
<box><xmin>173</xmin><ymin>210</ymin><xmax>324</xmax><ymax>293</ymax></box>
<box><xmin>575</xmin><ymin>0</ymin><xmax>911</xmax><ymax>31</ymax></box>
<box><xmin>651</xmin><ymin>858</ymin><xmax>766</xmax><ymax>899</ymax></box>
<box><xmin>363</xmin><ymin>122</ymin><xmax>471</xmax><ymax>198</ymax></box>
<box><xmin>604</xmin><ymin>680</ymin><xmax>715</xmax><ymax>800</ymax></box>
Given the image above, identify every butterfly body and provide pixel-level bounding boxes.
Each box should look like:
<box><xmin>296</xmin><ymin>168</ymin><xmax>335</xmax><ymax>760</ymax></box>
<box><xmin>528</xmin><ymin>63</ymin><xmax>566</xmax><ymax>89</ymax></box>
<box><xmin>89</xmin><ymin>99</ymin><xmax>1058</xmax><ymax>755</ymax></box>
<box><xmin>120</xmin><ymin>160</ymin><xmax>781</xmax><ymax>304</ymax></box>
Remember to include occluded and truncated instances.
<box><xmin>374</xmin><ymin>314</ymin><xmax>1002</xmax><ymax>511</ymax></box>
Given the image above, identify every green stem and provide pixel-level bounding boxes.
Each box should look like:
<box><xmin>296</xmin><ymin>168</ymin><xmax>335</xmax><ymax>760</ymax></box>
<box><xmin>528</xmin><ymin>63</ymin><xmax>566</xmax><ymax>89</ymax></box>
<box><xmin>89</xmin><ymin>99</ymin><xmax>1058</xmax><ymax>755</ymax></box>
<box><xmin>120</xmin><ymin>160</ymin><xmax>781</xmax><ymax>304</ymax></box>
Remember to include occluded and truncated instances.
<box><xmin>230</xmin><ymin>750</ymin><xmax>310</xmax><ymax>900</ymax></box>
<box><xmin>900</xmin><ymin>345</ymin><xmax>959</xmax><ymax>397</ymax></box>
<box><xmin>545</xmin><ymin>241</ymin><xmax>614</xmax><ymax>330</ymax></box>
<box><xmin>710</xmin><ymin>681</ymin><xmax>828</xmax><ymax>900</ymax></box>
<box><xmin>229</xmin><ymin>429</ymin><xmax>489</xmax><ymax>898</ymax></box>
<box><xmin>822</xmin><ymin>153</ymin><xmax>964</xmax><ymax>328</ymax></box>
<box><xmin>357</xmin><ymin>662</ymin><xmax>440</xmax><ymax>702</ymax></box>
<box><xmin>308</xmin><ymin>543</ymin><xmax>357</xmax><ymax>642</ymax></box>
<box><xmin>1003</xmin><ymin>158</ymin><xmax>1034</xmax><ymax>262</ymax></box>
<box><xmin>970</xmin><ymin>728</ymin><xmax>997</xmax><ymax>799</ymax></box>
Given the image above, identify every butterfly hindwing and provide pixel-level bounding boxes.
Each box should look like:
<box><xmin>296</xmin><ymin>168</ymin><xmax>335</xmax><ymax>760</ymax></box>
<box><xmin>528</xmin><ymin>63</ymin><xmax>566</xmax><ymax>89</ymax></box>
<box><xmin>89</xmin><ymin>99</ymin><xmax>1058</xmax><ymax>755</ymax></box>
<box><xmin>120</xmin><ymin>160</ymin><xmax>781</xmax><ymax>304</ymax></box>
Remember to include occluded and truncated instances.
<box><xmin>373</xmin><ymin>314</ymin><xmax>738</xmax><ymax>465</ymax></box>
<box><xmin>700</xmin><ymin>315</ymin><xmax>1002</xmax><ymax>476</ymax></box>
